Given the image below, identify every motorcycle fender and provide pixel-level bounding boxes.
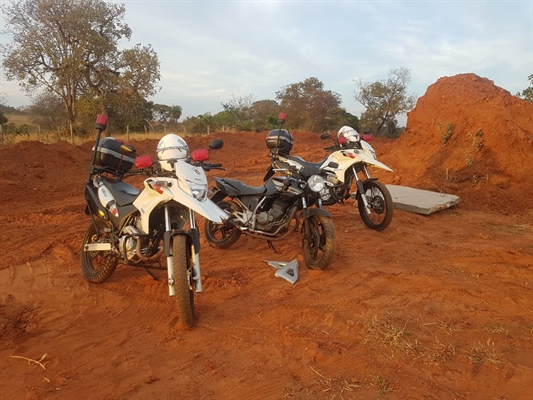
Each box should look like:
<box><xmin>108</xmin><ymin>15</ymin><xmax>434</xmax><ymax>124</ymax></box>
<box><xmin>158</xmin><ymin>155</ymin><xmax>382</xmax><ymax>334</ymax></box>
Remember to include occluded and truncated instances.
<box><xmin>263</xmin><ymin>165</ymin><xmax>275</xmax><ymax>182</ymax></box>
<box><xmin>180</xmin><ymin>195</ymin><xmax>228</xmax><ymax>224</ymax></box>
<box><xmin>355</xmin><ymin>177</ymin><xmax>380</xmax><ymax>198</ymax></box>
<box><xmin>356</xmin><ymin>153</ymin><xmax>394</xmax><ymax>172</ymax></box>
<box><xmin>84</xmin><ymin>186</ymin><xmax>109</xmax><ymax>220</ymax></box>
<box><xmin>170</xmin><ymin>229</ymin><xmax>200</xmax><ymax>256</ymax></box>
<box><xmin>302</xmin><ymin>208</ymin><xmax>332</xmax><ymax>219</ymax></box>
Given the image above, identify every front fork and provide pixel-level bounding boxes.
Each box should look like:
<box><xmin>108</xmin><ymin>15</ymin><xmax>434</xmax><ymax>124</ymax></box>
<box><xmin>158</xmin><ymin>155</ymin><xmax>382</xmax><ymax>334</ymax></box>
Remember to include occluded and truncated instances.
<box><xmin>164</xmin><ymin>206</ymin><xmax>203</xmax><ymax>297</ymax></box>
<box><xmin>353</xmin><ymin>166</ymin><xmax>371</xmax><ymax>215</ymax></box>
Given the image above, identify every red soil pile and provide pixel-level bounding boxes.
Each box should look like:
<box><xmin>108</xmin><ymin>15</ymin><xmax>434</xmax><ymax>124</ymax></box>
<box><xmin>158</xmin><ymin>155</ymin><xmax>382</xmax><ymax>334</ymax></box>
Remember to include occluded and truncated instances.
<box><xmin>380</xmin><ymin>73</ymin><xmax>533</xmax><ymax>213</ymax></box>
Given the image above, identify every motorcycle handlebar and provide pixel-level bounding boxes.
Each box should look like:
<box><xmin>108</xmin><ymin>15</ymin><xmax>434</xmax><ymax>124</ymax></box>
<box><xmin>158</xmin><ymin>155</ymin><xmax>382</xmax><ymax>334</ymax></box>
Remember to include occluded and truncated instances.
<box><xmin>324</xmin><ymin>146</ymin><xmax>341</xmax><ymax>151</ymax></box>
<box><xmin>198</xmin><ymin>162</ymin><xmax>225</xmax><ymax>171</ymax></box>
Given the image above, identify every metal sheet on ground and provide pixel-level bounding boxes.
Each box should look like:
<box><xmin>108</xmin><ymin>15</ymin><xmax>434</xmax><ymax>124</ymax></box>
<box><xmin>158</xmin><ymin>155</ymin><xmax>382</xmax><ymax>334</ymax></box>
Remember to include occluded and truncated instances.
<box><xmin>386</xmin><ymin>184</ymin><xmax>460</xmax><ymax>215</ymax></box>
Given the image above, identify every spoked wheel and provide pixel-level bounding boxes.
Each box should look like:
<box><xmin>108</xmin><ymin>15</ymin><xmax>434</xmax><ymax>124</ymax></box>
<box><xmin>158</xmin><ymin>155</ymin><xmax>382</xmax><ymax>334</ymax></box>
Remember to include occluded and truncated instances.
<box><xmin>80</xmin><ymin>219</ymin><xmax>118</xmax><ymax>283</ymax></box>
<box><xmin>357</xmin><ymin>180</ymin><xmax>393</xmax><ymax>231</ymax></box>
<box><xmin>172</xmin><ymin>234</ymin><xmax>195</xmax><ymax>329</ymax></box>
<box><xmin>204</xmin><ymin>200</ymin><xmax>241</xmax><ymax>249</ymax></box>
<box><xmin>302</xmin><ymin>215</ymin><xmax>336</xmax><ymax>270</ymax></box>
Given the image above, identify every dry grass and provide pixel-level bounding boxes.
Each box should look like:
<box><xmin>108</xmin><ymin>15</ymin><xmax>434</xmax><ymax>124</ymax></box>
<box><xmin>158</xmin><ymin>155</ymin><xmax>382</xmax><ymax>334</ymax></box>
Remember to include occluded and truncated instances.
<box><xmin>371</xmin><ymin>375</ymin><xmax>393</xmax><ymax>395</ymax></box>
<box><xmin>3</xmin><ymin>113</ymin><xmax>35</xmax><ymax>125</ymax></box>
<box><xmin>9</xmin><ymin>353</ymin><xmax>48</xmax><ymax>370</ymax></box>
<box><xmin>467</xmin><ymin>339</ymin><xmax>503</xmax><ymax>364</ymax></box>
<box><xmin>485</xmin><ymin>221</ymin><xmax>533</xmax><ymax>236</ymax></box>
<box><xmin>363</xmin><ymin>313</ymin><xmax>423</xmax><ymax>355</ymax></box>
<box><xmin>305</xmin><ymin>364</ymin><xmax>362</xmax><ymax>399</ymax></box>
<box><xmin>0</xmin><ymin>130</ymin><xmax>207</xmax><ymax>147</ymax></box>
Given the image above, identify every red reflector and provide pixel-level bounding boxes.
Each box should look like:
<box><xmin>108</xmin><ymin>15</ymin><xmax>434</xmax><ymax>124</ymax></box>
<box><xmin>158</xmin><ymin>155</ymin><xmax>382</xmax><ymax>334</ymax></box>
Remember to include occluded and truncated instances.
<box><xmin>363</xmin><ymin>134</ymin><xmax>372</xmax><ymax>142</ymax></box>
<box><xmin>192</xmin><ymin>149</ymin><xmax>209</xmax><ymax>161</ymax></box>
<box><xmin>135</xmin><ymin>155</ymin><xmax>153</xmax><ymax>168</ymax></box>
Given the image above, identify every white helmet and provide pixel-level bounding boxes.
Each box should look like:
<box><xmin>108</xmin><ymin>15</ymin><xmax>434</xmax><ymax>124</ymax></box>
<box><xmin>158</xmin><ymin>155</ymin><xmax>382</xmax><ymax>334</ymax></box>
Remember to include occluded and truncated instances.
<box><xmin>156</xmin><ymin>134</ymin><xmax>189</xmax><ymax>171</ymax></box>
<box><xmin>337</xmin><ymin>126</ymin><xmax>360</xmax><ymax>145</ymax></box>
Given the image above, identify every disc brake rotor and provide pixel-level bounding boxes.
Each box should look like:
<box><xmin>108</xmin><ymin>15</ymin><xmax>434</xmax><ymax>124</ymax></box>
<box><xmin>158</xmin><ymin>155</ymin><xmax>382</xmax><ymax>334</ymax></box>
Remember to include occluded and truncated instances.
<box><xmin>370</xmin><ymin>195</ymin><xmax>385</xmax><ymax>213</ymax></box>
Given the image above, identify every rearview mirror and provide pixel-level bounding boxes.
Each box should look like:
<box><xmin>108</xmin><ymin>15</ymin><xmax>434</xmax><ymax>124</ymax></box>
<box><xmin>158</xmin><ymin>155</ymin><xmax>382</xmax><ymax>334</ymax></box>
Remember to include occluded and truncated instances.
<box><xmin>320</xmin><ymin>133</ymin><xmax>331</xmax><ymax>140</ymax></box>
<box><xmin>209</xmin><ymin>138</ymin><xmax>224</xmax><ymax>150</ymax></box>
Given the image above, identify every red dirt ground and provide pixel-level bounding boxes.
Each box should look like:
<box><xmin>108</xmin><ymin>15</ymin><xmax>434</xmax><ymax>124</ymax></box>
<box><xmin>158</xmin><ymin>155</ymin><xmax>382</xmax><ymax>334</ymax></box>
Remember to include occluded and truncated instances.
<box><xmin>1</xmin><ymin>73</ymin><xmax>532</xmax><ymax>399</ymax></box>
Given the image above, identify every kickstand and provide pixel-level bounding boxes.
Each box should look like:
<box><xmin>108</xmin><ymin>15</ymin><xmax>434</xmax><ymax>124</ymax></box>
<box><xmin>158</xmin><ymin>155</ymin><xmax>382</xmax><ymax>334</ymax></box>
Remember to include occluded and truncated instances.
<box><xmin>145</xmin><ymin>268</ymin><xmax>160</xmax><ymax>281</ymax></box>
<box><xmin>267</xmin><ymin>241</ymin><xmax>281</xmax><ymax>254</ymax></box>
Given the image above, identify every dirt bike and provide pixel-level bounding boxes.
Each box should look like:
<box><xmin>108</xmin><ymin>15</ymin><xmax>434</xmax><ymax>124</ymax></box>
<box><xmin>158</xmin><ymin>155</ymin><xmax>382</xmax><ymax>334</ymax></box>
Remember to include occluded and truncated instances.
<box><xmin>268</xmin><ymin>121</ymin><xmax>394</xmax><ymax>231</ymax></box>
<box><xmin>81</xmin><ymin>114</ymin><xmax>227</xmax><ymax>329</ymax></box>
<box><xmin>204</xmin><ymin>127</ymin><xmax>336</xmax><ymax>270</ymax></box>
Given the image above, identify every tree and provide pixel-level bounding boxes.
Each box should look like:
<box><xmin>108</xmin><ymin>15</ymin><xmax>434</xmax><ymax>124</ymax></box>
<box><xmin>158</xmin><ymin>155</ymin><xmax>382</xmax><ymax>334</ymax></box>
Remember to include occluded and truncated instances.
<box><xmin>27</xmin><ymin>92</ymin><xmax>68</xmax><ymax>130</ymax></box>
<box><xmin>250</xmin><ymin>99</ymin><xmax>279</xmax><ymax>131</ymax></box>
<box><xmin>516</xmin><ymin>74</ymin><xmax>533</xmax><ymax>102</ymax></box>
<box><xmin>182</xmin><ymin>113</ymin><xmax>214</xmax><ymax>134</ymax></box>
<box><xmin>334</xmin><ymin>109</ymin><xmax>360</xmax><ymax>132</ymax></box>
<box><xmin>220</xmin><ymin>94</ymin><xmax>255</xmax><ymax>131</ymax></box>
<box><xmin>153</xmin><ymin>104</ymin><xmax>183</xmax><ymax>124</ymax></box>
<box><xmin>276</xmin><ymin>77</ymin><xmax>342</xmax><ymax>132</ymax></box>
<box><xmin>0</xmin><ymin>93</ymin><xmax>8</xmax><ymax>126</ymax></box>
<box><xmin>354</xmin><ymin>67</ymin><xmax>416</xmax><ymax>136</ymax></box>
<box><xmin>0</xmin><ymin>0</ymin><xmax>160</xmax><ymax>128</ymax></box>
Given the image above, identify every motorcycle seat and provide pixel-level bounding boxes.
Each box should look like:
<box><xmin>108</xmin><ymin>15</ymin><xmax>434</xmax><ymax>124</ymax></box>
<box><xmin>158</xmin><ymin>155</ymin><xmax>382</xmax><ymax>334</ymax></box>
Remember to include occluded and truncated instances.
<box><xmin>284</xmin><ymin>155</ymin><xmax>327</xmax><ymax>169</ymax></box>
<box><xmin>215</xmin><ymin>177</ymin><xmax>278</xmax><ymax>197</ymax></box>
<box><xmin>104</xmin><ymin>179</ymin><xmax>140</xmax><ymax>206</ymax></box>
<box><xmin>282</xmin><ymin>155</ymin><xmax>325</xmax><ymax>177</ymax></box>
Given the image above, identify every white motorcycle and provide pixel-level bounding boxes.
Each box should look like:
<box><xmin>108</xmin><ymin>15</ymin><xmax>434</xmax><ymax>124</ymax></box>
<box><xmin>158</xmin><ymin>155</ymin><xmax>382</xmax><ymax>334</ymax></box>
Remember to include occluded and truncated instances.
<box><xmin>81</xmin><ymin>114</ymin><xmax>227</xmax><ymax>328</ymax></box>
<box><xmin>269</xmin><ymin>122</ymin><xmax>394</xmax><ymax>231</ymax></box>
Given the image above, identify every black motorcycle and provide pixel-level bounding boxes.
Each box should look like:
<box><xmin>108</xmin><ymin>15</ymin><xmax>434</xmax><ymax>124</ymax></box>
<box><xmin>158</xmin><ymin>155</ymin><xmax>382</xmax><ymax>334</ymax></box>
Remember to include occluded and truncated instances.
<box><xmin>204</xmin><ymin>118</ymin><xmax>336</xmax><ymax>270</ymax></box>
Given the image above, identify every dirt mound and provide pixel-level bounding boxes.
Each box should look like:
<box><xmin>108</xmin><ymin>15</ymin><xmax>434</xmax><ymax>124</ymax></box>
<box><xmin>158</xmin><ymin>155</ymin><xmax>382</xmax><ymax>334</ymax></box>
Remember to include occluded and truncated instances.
<box><xmin>1</xmin><ymin>82</ymin><xmax>533</xmax><ymax>399</ymax></box>
<box><xmin>381</xmin><ymin>73</ymin><xmax>533</xmax><ymax>213</ymax></box>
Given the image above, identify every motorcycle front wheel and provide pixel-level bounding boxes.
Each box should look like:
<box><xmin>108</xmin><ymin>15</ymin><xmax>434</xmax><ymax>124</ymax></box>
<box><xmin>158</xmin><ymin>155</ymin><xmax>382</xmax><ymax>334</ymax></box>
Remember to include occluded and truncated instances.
<box><xmin>172</xmin><ymin>234</ymin><xmax>195</xmax><ymax>329</ymax></box>
<box><xmin>302</xmin><ymin>215</ymin><xmax>336</xmax><ymax>270</ymax></box>
<box><xmin>80</xmin><ymin>219</ymin><xmax>118</xmax><ymax>283</ymax></box>
<box><xmin>204</xmin><ymin>200</ymin><xmax>242</xmax><ymax>249</ymax></box>
<box><xmin>357</xmin><ymin>180</ymin><xmax>393</xmax><ymax>231</ymax></box>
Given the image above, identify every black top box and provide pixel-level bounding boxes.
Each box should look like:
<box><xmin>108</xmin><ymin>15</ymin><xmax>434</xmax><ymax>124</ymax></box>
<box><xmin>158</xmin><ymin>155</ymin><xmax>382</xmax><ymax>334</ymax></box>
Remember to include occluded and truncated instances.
<box><xmin>94</xmin><ymin>137</ymin><xmax>136</xmax><ymax>175</ymax></box>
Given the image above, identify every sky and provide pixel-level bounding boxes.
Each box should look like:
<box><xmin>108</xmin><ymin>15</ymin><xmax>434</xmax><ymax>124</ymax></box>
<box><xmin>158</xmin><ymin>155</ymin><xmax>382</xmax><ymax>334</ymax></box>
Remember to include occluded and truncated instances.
<box><xmin>1</xmin><ymin>0</ymin><xmax>532</xmax><ymax>125</ymax></box>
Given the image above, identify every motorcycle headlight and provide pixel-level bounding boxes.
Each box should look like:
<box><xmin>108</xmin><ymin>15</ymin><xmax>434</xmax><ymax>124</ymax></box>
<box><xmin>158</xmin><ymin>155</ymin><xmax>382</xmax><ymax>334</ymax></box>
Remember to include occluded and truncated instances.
<box><xmin>186</xmin><ymin>180</ymin><xmax>208</xmax><ymax>200</ymax></box>
<box><xmin>307</xmin><ymin>175</ymin><xmax>325</xmax><ymax>193</ymax></box>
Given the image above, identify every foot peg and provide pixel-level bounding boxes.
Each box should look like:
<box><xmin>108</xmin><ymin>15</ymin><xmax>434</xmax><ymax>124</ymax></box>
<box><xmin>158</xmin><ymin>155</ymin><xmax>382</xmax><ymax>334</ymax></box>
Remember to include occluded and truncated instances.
<box><xmin>266</xmin><ymin>259</ymin><xmax>299</xmax><ymax>284</ymax></box>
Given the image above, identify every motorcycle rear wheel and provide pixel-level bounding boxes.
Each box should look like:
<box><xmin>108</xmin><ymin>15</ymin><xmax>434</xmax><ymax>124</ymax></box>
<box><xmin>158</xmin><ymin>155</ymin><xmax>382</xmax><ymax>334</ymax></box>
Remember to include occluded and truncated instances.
<box><xmin>80</xmin><ymin>219</ymin><xmax>118</xmax><ymax>283</ymax></box>
<box><xmin>302</xmin><ymin>215</ymin><xmax>336</xmax><ymax>270</ymax></box>
<box><xmin>172</xmin><ymin>234</ymin><xmax>195</xmax><ymax>329</ymax></box>
<box><xmin>357</xmin><ymin>180</ymin><xmax>393</xmax><ymax>231</ymax></box>
<box><xmin>204</xmin><ymin>200</ymin><xmax>242</xmax><ymax>249</ymax></box>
